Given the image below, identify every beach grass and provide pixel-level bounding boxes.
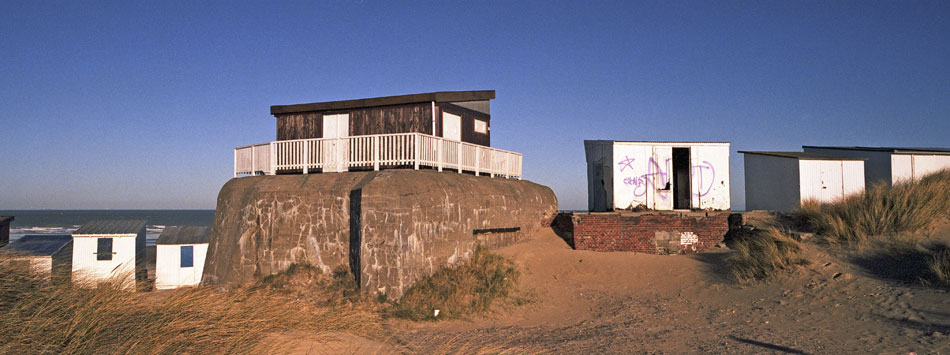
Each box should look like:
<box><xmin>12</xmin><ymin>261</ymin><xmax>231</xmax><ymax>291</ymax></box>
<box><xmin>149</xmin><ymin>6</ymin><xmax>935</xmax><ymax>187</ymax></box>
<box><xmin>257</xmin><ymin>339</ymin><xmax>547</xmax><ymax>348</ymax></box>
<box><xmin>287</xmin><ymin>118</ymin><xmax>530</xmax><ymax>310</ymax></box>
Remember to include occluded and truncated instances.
<box><xmin>727</xmin><ymin>226</ymin><xmax>807</xmax><ymax>283</ymax></box>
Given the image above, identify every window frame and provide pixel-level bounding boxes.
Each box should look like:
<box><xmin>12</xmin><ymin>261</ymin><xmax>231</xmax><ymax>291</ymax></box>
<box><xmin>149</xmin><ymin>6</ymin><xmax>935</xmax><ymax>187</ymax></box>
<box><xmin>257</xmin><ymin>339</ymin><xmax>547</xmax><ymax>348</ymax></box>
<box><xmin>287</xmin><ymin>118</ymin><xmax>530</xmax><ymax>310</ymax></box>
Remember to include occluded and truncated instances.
<box><xmin>180</xmin><ymin>245</ymin><xmax>194</xmax><ymax>268</ymax></box>
<box><xmin>96</xmin><ymin>238</ymin><xmax>114</xmax><ymax>261</ymax></box>
<box><xmin>473</xmin><ymin>119</ymin><xmax>488</xmax><ymax>135</ymax></box>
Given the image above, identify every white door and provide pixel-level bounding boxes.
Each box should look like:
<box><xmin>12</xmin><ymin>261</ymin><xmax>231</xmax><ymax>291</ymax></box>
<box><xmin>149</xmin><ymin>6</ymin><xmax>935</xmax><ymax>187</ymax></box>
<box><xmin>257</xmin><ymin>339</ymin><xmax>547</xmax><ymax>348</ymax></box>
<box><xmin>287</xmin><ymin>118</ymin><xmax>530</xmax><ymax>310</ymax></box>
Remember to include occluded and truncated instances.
<box><xmin>651</xmin><ymin>146</ymin><xmax>673</xmax><ymax>210</ymax></box>
<box><xmin>442</xmin><ymin>112</ymin><xmax>461</xmax><ymax>141</ymax></box>
<box><xmin>322</xmin><ymin>114</ymin><xmax>349</xmax><ymax>172</ymax></box>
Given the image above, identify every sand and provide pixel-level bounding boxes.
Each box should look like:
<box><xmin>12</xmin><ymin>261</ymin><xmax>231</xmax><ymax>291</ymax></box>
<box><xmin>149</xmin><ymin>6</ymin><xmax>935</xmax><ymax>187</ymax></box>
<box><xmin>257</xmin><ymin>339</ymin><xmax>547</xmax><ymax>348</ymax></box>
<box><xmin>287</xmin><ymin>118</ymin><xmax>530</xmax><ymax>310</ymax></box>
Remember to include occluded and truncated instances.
<box><xmin>268</xmin><ymin>225</ymin><xmax>950</xmax><ymax>354</ymax></box>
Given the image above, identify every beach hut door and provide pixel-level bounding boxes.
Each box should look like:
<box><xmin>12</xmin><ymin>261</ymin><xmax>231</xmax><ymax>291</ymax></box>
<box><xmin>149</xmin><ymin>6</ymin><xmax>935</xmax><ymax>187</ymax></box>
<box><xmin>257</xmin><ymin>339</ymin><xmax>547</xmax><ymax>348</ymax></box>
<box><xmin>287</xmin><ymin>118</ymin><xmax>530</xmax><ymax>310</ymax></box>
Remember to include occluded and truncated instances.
<box><xmin>322</xmin><ymin>114</ymin><xmax>349</xmax><ymax>172</ymax></box>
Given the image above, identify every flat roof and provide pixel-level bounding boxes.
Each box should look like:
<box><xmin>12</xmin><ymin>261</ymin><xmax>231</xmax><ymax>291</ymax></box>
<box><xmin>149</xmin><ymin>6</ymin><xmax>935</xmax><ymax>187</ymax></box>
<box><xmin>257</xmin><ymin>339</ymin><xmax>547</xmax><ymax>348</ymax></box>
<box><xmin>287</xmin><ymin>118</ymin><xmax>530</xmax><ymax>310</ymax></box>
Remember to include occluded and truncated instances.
<box><xmin>585</xmin><ymin>140</ymin><xmax>730</xmax><ymax>145</ymax></box>
<box><xmin>803</xmin><ymin>146</ymin><xmax>950</xmax><ymax>155</ymax></box>
<box><xmin>156</xmin><ymin>226</ymin><xmax>211</xmax><ymax>245</ymax></box>
<box><xmin>4</xmin><ymin>235</ymin><xmax>72</xmax><ymax>256</ymax></box>
<box><xmin>73</xmin><ymin>220</ymin><xmax>146</xmax><ymax>235</ymax></box>
<box><xmin>270</xmin><ymin>90</ymin><xmax>495</xmax><ymax>115</ymax></box>
<box><xmin>739</xmin><ymin>151</ymin><xmax>867</xmax><ymax>161</ymax></box>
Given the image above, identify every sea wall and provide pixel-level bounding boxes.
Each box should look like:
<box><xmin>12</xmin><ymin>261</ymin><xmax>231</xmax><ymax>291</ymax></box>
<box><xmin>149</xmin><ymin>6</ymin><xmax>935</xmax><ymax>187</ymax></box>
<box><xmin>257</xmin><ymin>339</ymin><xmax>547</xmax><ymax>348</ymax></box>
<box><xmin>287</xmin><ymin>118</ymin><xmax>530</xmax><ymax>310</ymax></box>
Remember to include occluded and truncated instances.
<box><xmin>202</xmin><ymin>170</ymin><xmax>557</xmax><ymax>299</ymax></box>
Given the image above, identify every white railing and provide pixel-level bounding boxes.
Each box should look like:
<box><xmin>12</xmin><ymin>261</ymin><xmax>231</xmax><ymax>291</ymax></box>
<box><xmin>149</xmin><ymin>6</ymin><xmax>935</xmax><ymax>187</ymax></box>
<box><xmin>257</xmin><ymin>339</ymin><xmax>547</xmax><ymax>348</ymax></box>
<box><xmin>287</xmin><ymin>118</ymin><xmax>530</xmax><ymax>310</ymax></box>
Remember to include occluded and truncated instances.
<box><xmin>234</xmin><ymin>133</ymin><xmax>522</xmax><ymax>179</ymax></box>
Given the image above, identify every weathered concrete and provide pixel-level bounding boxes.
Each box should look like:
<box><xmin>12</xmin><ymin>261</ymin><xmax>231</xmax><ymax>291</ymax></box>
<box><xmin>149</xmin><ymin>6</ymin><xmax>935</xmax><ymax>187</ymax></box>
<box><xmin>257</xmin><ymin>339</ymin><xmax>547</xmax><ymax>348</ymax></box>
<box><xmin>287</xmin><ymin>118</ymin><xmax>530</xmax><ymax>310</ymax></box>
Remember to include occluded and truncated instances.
<box><xmin>203</xmin><ymin>170</ymin><xmax>557</xmax><ymax>299</ymax></box>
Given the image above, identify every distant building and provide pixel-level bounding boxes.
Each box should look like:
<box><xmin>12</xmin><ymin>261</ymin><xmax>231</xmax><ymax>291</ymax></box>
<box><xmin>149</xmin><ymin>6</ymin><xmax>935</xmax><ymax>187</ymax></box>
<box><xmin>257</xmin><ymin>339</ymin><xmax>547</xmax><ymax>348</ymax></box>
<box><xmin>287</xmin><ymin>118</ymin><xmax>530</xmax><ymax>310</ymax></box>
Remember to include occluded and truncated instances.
<box><xmin>741</xmin><ymin>151</ymin><xmax>866</xmax><ymax>211</ymax></box>
<box><xmin>584</xmin><ymin>141</ymin><xmax>731</xmax><ymax>211</ymax></box>
<box><xmin>71</xmin><ymin>220</ymin><xmax>146</xmax><ymax>290</ymax></box>
<box><xmin>155</xmin><ymin>226</ymin><xmax>210</xmax><ymax>290</ymax></box>
<box><xmin>2</xmin><ymin>235</ymin><xmax>73</xmax><ymax>282</ymax></box>
<box><xmin>802</xmin><ymin>146</ymin><xmax>950</xmax><ymax>186</ymax></box>
<box><xmin>0</xmin><ymin>216</ymin><xmax>12</xmax><ymax>248</ymax></box>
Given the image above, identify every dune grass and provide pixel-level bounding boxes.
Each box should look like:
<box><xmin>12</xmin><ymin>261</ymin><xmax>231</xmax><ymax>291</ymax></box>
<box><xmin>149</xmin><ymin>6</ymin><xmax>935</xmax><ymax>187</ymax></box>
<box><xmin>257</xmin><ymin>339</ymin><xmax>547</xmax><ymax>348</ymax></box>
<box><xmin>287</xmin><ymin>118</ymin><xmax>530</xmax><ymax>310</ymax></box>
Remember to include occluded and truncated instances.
<box><xmin>930</xmin><ymin>244</ymin><xmax>950</xmax><ymax>287</ymax></box>
<box><xmin>0</xmin><ymin>263</ymin><xmax>375</xmax><ymax>354</ymax></box>
<box><xmin>389</xmin><ymin>246</ymin><xmax>524</xmax><ymax>321</ymax></box>
<box><xmin>727</xmin><ymin>226</ymin><xmax>808</xmax><ymax>283</ymax></box>
<box><xmin>797</xmin><ymin>170</ymin><xmax>950</xmax><ymax>246</ymax></box>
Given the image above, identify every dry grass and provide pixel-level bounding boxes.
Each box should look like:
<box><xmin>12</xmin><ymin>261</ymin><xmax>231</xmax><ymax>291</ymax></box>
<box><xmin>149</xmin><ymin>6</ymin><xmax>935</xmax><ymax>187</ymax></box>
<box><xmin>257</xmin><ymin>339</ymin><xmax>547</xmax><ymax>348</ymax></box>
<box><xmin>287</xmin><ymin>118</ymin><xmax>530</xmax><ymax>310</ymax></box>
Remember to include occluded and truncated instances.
<box><xmin>930</xmin><ymin>244</ymin><xmax>950</xmax><ymax>287</ymax></box>
<box><xmin>389</xmin><ymin>246</ymin><xmax>524</xmax><ymax>321</ymax></box>
<box><xmin>797</xmin><ymin>170</ymin><xmax>950</xmax><ymax>246</ymax></box>
<box><xmin>727</xmin><ymin>226</ymin><xmax>808</xmax><ymax>283</ymax></box>
<box><xmin>0</xmin><ymin>262</ymin><xmax>377</xmax><ymax>354</ymax></box>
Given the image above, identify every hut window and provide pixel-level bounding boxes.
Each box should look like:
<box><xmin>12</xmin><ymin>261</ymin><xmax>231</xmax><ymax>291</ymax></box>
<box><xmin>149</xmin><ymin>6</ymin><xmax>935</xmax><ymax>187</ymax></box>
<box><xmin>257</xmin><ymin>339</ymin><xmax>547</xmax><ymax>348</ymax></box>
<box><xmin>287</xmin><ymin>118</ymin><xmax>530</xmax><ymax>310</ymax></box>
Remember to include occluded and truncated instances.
<box><xmin>474</xmin><ymin>119</ymin><xmax>488</xmax><ymax>134</ymax></box>
<box><xmin>96</xmin><ymin>238</ymin><xmax>113</xmax><ymax>260</ymax></box>
<box><xmin>180</xmin><ymin>246</ymin><xmax>194</xmax><ymax>268</ymax></box>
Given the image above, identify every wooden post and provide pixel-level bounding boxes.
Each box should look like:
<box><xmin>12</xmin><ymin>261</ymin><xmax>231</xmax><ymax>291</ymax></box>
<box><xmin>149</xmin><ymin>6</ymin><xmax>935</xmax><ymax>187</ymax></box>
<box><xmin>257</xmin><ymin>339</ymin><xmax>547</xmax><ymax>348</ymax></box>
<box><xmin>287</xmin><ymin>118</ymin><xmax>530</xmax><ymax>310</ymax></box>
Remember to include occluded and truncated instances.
<box><xmin>457</xmin><ymin>144</ymin><xmax>463</xmax><ymax>174</ymax></box>
<box><xmin>413</xmin><ymin>134</ymin><xmax>420</xmax><ymax>170</ymax></box>
<box><xmin>489</xmin><ymin>149</ymin><xmax>494</xmax><ymax>178</ymax></box>
<box><xmin>373</xmin><ymin>135</ymin><xmax>380</xmax><ymax>171</ymax></box>
<box><xmin>302</xmin><ymin>141</ymin><xmax>309</xmax><ymax>174</ymax></box>
<box><xmin>270</xmin><ymin>141</ymin><xmax>277</xmax><ymax>175</ymax></box>
<box><xmin>233</xmin><ymin>149</ymin><xmax>238</xmax><ymax>178</ymax></box>
<box><xmin>437</xmin><ymin>138</ymin><xmax>443</xmax><ymax>172</ymax></box>
<box><xmin>475</xmin><ymin>148</ymin><xmax>480</xmax><ymax>176</ymax></box>
<box><xmin>505</xmin><ymin>153</ymin><xmax>510</xmax><ymax>179</ymax></box>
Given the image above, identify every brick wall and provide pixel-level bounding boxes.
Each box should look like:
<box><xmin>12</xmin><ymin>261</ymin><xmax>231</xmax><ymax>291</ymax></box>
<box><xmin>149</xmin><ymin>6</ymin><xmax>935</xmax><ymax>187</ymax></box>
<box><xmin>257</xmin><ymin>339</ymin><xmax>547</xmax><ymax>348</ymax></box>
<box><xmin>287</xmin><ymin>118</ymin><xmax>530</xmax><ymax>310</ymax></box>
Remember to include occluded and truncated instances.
<box><xmin>571</xmin><ymin>212</ymin><xmax>733</xmax><ymax>254</ymax></box>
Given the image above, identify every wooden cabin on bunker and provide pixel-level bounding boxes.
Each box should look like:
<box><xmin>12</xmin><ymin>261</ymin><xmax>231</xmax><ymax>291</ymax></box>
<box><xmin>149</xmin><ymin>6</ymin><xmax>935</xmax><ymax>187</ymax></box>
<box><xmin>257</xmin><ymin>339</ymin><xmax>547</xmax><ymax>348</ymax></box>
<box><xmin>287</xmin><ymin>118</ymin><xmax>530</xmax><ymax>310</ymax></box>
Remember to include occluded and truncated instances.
<box><xmin>155</xmin><ymin>226</ymin><xmax>210</xmax><ymax>290</ymax></box>
<box><xmin>71</xmin><ymin>220</ymin><xmax>146</xmax><ymax>290</ymax></box>
<box><xmin>234</xmin><ymin>90</ymin><xmax>522</xmax><ymax>178</ymax></box>
<box><xmin>2</xmin><ymin>234</ymin><xmax>72</xmax><ymax>281</ymax></box>
<box><xmin>802</xmin><ymin>146</ymin><xmax>950</xmax><ymax>186</ymax></box>
<box><xmin>741</xmin><ymin>151</ymin><xmax>866</xmax><ymax>212</ymax></box>
<box><xmin>584</xmin><ymin>141</ymin><xmax>731</xmax><ymax>211</ymax></box>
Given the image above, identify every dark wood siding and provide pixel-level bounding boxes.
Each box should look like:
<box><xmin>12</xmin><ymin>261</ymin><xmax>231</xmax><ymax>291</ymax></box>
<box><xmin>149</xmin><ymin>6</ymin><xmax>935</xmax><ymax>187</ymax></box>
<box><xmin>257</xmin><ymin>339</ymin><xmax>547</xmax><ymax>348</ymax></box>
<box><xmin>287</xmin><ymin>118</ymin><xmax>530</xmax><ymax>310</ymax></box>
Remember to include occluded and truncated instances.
<box><xmin>276</xmin><ymin>112</ymin><xmax>322</xmax><ymax>141</ymax></box>
<box><xmin>275</xmin><ymin>102</ymin><xmax>433</xmax><ymax>141</ymax></box>
<box><xmin>438</xmin><ymin>102</ymin><xmax>491</xmax><ymax>147</ymax></box>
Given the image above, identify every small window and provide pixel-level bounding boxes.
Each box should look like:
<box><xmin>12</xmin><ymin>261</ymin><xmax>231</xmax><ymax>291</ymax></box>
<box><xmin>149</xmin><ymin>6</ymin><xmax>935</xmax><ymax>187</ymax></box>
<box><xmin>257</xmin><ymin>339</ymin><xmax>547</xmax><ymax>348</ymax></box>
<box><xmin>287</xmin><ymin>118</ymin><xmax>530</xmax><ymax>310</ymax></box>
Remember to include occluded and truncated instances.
<box><xmin>96</xmin><ymin>238</ymin><xmax>113</xmax><ymax>261</ymax></box>
<box><xmin>474</xmin><ymin>119</ymin><xmax>488</xmax><ymax>134</ymax></box>
<box><xmin>180</xmin><ymin>245</ymin><xmax>194</xmax><ymax>268</ymax></box>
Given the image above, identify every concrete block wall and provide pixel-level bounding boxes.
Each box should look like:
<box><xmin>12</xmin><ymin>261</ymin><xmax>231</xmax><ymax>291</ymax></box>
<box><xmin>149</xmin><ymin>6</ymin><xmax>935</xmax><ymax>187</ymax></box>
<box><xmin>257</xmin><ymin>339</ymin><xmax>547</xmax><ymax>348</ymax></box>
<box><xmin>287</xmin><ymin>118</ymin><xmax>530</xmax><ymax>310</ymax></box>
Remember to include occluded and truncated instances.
<box><xmin>571</xmin><ymin>212</ymin><xmax>731</xmax><ymax>254</ymax></box>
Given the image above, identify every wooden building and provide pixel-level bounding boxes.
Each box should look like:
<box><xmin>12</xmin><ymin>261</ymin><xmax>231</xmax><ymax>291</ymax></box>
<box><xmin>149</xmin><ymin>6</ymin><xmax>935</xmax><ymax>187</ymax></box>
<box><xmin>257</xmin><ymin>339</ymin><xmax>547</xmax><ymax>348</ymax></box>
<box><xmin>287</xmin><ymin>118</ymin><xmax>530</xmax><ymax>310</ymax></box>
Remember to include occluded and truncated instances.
<box><xmin>155</xmin><ymin>226</ymin><xmax>210</xmax><ymax>290</ymax></box>
<box><xmin>71</xmin><ymin>220</ymin><xmax>147</xmax><ymax>290</ymax></box>
<box><xmin>2</xmin><ymin>234</ymin><xmax>73</xmax><ymax>282</ymax></box>
<box><xmin>742</xmin><ymin>151</ymin><xmax>866</xmax><ymax>211</ymax></box>
<box><xmin>271</xmin><ymin>90</ymin><xmax>494</xmax><ymax>146</ymax></box>
<box><xmin>0</xmin><ymin>216</ymin><xmax>12</xmax><ymax>248</ymax></box>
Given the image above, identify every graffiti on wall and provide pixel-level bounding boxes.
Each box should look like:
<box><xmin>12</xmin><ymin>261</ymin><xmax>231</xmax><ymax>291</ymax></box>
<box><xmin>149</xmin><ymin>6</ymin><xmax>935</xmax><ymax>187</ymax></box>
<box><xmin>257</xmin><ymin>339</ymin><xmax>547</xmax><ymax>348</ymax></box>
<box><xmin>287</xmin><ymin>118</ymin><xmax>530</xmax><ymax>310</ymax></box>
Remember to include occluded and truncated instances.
<box><xmin>618</xmin><ymin>156</ymin><xmax>716</xmax><ymax>198</ymax></box>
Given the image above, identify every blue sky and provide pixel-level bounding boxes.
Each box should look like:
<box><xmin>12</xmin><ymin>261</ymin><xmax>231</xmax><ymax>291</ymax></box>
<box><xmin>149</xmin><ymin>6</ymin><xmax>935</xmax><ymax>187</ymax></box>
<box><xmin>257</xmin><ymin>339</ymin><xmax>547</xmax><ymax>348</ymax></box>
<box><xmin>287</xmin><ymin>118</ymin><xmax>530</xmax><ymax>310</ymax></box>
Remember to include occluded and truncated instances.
<box><xmin>1</xmin><ymin>1</ymin><xmax>948</xmax><ymax>210</ymax></box>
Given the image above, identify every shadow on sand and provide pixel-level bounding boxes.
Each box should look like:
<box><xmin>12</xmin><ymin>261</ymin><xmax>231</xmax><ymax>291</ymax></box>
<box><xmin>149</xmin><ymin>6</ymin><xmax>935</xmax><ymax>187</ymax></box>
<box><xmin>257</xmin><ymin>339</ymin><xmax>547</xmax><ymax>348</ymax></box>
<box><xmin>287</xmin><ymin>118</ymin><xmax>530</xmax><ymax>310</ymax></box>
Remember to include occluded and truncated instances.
<box><xmin>728</xmin><ymin>335</ymin><xmax>809</xmax><ymax>354</ymax></box>
<box><xmin>848</xmin><ymin>243</ymin><xmax>949</xmax><ymax>288</ymax></box>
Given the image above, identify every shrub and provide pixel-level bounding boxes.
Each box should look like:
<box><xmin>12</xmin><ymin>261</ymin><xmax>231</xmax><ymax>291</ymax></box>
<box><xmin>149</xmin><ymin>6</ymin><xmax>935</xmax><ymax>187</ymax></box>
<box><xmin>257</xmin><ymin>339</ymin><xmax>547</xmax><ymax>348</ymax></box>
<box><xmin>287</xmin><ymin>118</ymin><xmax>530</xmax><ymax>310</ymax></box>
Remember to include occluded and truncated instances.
<box><xmin>930</xmin><ymin>245</ymin><xmax>950</xmax><ymax>287</ymax></box>
<box><xmin>797</xmin><ymin>169</ymin><xmax>950</xmax><ymax>245</ymax></box>
<box><xmin>727</xmin><ymin>227</ymin><xmax>807</xmax><ymax>283</ymax></box>
<box><xmin>389</xmin><ymin>247</ymin><xmax>522</xmax><ymax>321</ymax></box>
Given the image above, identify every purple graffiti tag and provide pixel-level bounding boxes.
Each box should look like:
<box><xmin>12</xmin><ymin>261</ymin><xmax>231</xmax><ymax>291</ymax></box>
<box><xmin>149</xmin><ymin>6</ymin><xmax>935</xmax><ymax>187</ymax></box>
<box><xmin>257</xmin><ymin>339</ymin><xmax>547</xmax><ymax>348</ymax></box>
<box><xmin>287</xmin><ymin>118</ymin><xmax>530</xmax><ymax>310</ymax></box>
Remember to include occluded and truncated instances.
<box><xmin>632</xmin><ymin>157</ymin><xmax>671</xmax><ymax>199</ymax></box>
<box><xmin>617</xmin><ymin>156</ymin><xmax>636</xmax><ymax>172</ymax></box>
<box><xmin>691</xmin><ymin>161</ymin><xmax>715</xmax><ymax>197</ymax></box>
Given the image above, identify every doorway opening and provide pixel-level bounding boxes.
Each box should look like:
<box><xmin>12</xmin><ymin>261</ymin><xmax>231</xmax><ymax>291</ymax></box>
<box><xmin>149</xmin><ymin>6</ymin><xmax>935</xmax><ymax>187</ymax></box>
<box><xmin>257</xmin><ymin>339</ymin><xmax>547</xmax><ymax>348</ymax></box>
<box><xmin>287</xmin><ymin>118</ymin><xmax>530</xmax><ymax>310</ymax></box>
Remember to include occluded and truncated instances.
<box><xmin>672</xmin><ymin>148</ymin><xmax>691</xmax><ymax>209</ymax></box>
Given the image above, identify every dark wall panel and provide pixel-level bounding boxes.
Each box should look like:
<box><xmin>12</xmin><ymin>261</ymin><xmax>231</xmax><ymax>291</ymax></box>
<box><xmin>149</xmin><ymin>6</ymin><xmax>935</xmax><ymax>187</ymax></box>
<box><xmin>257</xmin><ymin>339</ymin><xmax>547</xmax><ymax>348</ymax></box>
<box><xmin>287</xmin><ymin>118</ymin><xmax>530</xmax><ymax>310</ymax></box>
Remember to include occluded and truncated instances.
<box><xmin>440</xmin><ymin>103</ymin><xmax>491</xmax><ymax>147</ymax></box>
<box><xmin>276</xmin><ymin>112</ymin><xmax>322</xmax><ymax>141</ymax></box>
<box><xmin>275</xmin><ymin>103</ymin><xmax>432</xmax><ymax>141</ymax></box>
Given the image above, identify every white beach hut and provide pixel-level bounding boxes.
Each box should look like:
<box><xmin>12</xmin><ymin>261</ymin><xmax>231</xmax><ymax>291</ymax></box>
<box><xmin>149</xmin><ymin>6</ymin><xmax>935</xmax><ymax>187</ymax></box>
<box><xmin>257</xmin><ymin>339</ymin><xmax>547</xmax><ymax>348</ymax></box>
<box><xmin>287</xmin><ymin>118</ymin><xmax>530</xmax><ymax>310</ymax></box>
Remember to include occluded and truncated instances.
<box><xmin>71</xmin><ymin>220</ymin><xmax>146</xmax><ymax>290</ymax></box>
<box><xmin>155</xmin><ymin>226</ymin><xmax>210</xmax><ymax>290</ymax></box>
<box><xmin>584</xmin><ymin>140</ymin><xmax>731</xmax><ymax>211</ymax></box>
<box><xmin>741</xmin><ymin>151</ymin><xmax>866</xmax><ymax>211</ymax></box>
<box><xmin>2</xmin><ymin>234</ymin><xmax>73</xmax><ymax>282</ymax></box>
<box><xmin>802</xmin><ymin>146</ymin><xmax>950</xmax><ymax>186</ymax></box>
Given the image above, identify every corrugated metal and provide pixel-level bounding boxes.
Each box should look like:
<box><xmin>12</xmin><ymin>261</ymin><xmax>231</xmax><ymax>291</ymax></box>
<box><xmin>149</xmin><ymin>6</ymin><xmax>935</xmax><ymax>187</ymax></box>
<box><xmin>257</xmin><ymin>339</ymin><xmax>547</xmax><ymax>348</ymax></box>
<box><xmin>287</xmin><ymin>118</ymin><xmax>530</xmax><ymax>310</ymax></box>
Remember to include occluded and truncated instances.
<box><xmin>4</xmin><ymin>235</ymin><xmax>72</xmax><ymax>256</ymax></box>
<box><xmin>155</xmin><ymin>226</ymin><xmax>211</xmax><ymax>245</ymax></box>
<box><xmin>73</xmin><ymin>220</ymin><xmax>146</xmax><ymax>235</ymax></box>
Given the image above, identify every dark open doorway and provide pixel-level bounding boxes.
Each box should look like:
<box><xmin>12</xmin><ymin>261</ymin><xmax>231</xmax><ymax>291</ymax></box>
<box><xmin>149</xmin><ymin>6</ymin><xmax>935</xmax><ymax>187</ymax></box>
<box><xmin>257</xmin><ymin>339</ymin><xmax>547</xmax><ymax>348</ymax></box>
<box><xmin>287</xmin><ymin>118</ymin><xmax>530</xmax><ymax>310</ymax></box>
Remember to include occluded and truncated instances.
<box><xmin>672</xmin><ymin>148</ymin><xmax>691</xmax><ymax>209</ymax></box>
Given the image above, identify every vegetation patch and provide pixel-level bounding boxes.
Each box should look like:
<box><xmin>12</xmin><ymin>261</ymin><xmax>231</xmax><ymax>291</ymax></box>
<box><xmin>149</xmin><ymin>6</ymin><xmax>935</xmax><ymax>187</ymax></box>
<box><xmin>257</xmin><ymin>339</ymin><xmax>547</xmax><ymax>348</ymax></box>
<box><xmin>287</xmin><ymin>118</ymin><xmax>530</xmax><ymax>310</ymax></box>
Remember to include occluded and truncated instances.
<box><xmin>389</xmin><ymin>247</ymin><xmax>523</xmax><ymax>321</ymax></box>
<box><xmin>930</xmin><ymin>244</ymin><xmax>950</xmax><ymax>287</ymax></box>
<box><xmin>727</xmin><ymin>226</ymin><xmax>808</xmax><ymax>283</ymax></box>
<box><xmin>797</xmin><ymin>170</ymin><xmax>950</xmax><ymax>246</ymax></box>
<box><xmin>0</xmin><ymin>263</ymin><xmax>376</xmax><ymax>354</ymax></box>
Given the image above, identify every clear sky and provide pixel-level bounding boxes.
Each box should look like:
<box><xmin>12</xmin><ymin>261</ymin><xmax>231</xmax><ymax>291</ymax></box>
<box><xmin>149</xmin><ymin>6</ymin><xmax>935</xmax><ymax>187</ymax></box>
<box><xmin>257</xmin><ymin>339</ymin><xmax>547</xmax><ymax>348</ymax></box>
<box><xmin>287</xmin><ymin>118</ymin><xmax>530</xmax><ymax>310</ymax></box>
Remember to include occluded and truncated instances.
<box><xmin>1</xmin><ymin>1</ymin><xmax>948</xmax><ymax>210</ymax></box>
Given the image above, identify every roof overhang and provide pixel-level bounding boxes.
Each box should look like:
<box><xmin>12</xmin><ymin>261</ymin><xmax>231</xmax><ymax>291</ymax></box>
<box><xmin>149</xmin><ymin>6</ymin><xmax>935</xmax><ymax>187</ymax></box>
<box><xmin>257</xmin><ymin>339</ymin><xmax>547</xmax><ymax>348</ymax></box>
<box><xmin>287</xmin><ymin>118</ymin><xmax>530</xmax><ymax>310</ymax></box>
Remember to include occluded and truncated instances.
<box><xmin>271</xmin><ymin>90</ymin><xmax>495</xmax><ymax>115</ymax></box>
<box><xmin>740</xmin><ymin>151</ymin><xmax>867</xmax><ymax>160</ymax></box>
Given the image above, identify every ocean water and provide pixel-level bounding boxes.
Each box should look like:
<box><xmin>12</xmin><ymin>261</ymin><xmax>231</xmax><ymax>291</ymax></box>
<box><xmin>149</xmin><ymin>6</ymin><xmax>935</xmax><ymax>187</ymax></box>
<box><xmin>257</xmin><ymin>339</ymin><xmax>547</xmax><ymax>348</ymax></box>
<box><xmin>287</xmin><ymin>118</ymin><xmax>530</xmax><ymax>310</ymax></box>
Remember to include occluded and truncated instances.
<box><xmin>0</xmin><ymin>210</ymin><xmax>215</xmax><ymax>246</ymax></box>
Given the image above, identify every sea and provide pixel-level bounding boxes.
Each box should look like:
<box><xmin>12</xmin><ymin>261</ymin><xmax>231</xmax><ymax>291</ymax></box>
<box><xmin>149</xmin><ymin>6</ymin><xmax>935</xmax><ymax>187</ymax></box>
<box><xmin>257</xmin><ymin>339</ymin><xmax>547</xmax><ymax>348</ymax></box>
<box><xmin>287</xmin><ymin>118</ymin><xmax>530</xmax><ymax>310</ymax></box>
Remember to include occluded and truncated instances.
<box><xmin>0</xmin><ymin>210</ymin><xmax>215</xmax><ymax>247</ymax></box>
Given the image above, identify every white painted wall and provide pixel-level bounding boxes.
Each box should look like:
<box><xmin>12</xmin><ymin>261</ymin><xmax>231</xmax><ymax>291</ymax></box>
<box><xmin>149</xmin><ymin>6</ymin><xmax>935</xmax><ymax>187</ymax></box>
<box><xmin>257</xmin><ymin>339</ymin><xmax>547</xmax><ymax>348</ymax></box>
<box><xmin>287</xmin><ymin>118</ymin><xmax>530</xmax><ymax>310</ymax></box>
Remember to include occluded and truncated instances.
<box><xmin>892</xmin><ymin>154</ymin><xmax>950</xmax><ymax>184</ymax></box>
<box><xmin>155</xmin><ymin>243</ymin><xmax>208</xmax><ymax>290</ymax></box>
<box><xmin>585</xmin><ymin>141</ymin><xmax>730</xmax><ymax>211</ymax></box>
<box><xmin>799</xmin><ymin>160</ymin><xmax>865</xmax><ymax>204</ymax></box>
<box><xmin>803</xmin><ymin>147</ymin><xmax>893</xmax><ymax>187</ymax></box>
<box><xmin>71</xmin><ymin>234</ymin><xmax>140</xmax><ymax>290</ymax></box>
<box><xmin>743</xmin><ymin>154</ymin><xmax>801</xmax><ymax>211</ymax></box>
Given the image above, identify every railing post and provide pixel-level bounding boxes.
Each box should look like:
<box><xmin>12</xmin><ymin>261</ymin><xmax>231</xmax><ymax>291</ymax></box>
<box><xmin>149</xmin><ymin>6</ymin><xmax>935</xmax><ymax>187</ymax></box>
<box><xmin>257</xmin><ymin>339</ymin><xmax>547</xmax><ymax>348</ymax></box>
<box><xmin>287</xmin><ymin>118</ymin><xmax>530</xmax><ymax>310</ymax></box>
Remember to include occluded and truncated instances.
<box><xmin>413</xmin><ymin>134</ymin><xmax>420</xmax><ymax>170</ymax></box>
<box><xmin>269</xmin><ymin>141</ymin><xmax>277</xmax><ymax>175</ymax></box>
<box><xmin>505</xmin><ymin>153</ymin><xmax>510</xmax><ymax>179</ymax></box>
<box><xmin>373</xmin><ymin>135</ymin><xmax>380</xmax><ymax>171</ymax></box>
<box><xmin>475</xmin><ymin>148</ymin><xmax>480</xmax><ymax>176</ymax></box>
<box><xmin>437</xmin><ymin>138</ymin><xmax>443</xmax><ymax>172</ymax></box>
<box><xmin>233</xmin><ymin>149</ymin><xmax>238</xmax><ymax>178</ymax></box>
<box><xmin>489</xmin><ymin>149</ymin><xmax>495</xmax><ymax>178</ymax></box>
<box><xmin>302</xmin><ymin>141</ymin><xmax>309</xmax><ymax>174</ymax></box>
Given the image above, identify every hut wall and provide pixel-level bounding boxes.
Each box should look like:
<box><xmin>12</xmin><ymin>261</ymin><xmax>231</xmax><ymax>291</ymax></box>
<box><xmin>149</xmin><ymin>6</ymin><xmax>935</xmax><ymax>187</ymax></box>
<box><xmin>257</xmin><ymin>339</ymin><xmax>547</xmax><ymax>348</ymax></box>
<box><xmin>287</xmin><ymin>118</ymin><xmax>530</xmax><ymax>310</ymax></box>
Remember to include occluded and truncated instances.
<box><xmin>276</xmin><ymin>102</ymin><xmax>434</xmax><ymax>141</ymax></box>
<box><xmin>436</xmin><ymin>103</ymin><xmax>491</xmax><ymax>147</ymax></box>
